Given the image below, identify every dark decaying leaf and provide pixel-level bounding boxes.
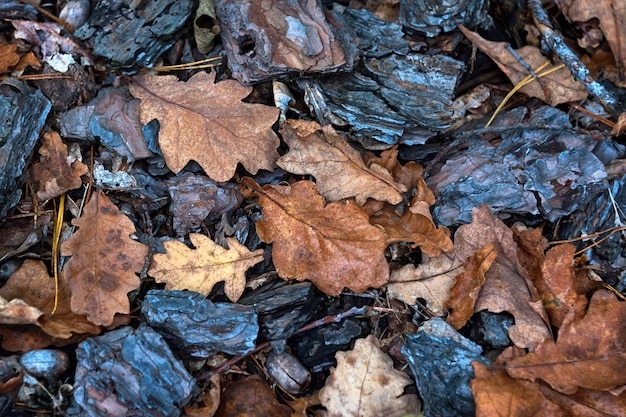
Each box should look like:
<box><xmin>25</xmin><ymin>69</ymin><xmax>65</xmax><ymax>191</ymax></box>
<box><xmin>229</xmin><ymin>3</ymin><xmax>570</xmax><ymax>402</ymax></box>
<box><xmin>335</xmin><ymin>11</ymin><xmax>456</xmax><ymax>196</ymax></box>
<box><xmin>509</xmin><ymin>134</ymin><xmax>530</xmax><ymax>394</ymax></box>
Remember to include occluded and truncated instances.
<box><xmin>58</xmin><ymin>87</ymin><xmax>153</xmax><ymax>161</ymax></box>
<box><xmin>166</xmin><ymin>172</ymin><xmax>242</xmax><ymax>236</ymax></box>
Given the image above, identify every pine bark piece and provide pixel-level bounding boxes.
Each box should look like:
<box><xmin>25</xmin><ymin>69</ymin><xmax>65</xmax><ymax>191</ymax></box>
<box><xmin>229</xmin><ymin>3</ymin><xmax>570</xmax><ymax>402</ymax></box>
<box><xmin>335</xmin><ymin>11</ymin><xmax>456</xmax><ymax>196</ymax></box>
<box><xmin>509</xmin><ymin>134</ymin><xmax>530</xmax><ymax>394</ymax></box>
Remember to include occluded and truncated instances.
<box><xmin>399</xmin><ymin>0</ymin><xmax>491</xmax><ymax>37</ymax></box>
<box><xmin>74</xmin><ymin>0</ymin><xmax>194</xmax><ymax>68</ymax></box>
<box><xmin>214</xmin><ymin>0</ymin><xmax>357</xmax><ymax>84</ymax></box>
<box><xmin>74</xmin><ymin>326</ymin><xmax>196</xmax><ymax>417</ymax></box>
<box><xmin>0</xmin><ymin>82</ymin><xmax>51</xmax><ymax>219</ymax></box>
<box><xmin>141</xmin><ymin>290</ymin><xmax>258</xmax><ymax>359</ymax></box>
<box><xmin>61</xmin><ymin>190</ymin><xmax>149</xmax><ymax>326</ymax></box>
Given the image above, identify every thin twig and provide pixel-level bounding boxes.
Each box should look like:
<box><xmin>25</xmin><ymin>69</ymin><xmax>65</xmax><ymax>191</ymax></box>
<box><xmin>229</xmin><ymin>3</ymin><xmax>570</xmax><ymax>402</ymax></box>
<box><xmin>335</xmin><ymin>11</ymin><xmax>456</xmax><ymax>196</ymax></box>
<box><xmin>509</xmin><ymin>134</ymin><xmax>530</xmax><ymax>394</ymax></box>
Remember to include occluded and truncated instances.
<box><xmin>196</xmin><ymin>305</ymin><xmax>391</xmax><ymax>381</ymax></box>
<box><xmin>527</xmin><ymin>0</ymin><xmax>619</xmax><ymax>117</ymax></box>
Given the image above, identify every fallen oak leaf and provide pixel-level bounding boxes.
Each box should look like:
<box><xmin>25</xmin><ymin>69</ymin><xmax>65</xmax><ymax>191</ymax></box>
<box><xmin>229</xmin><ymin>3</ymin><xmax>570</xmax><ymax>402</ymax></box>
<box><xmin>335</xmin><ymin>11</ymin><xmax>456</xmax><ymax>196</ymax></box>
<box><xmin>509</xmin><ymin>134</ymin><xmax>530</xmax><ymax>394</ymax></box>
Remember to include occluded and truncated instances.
<box><xmin>319</xmin><ymin>335</ymin><xmax>420</xmax><ymax>417</ymax></box>
<box><xmin>506</xmin><ymin>290</ymin><xmax>626</xmax><ymax>394</ymax></box>
<box><xmin>129</xmin><ymin>71</ymin><xmax>280</xmax><ymax>181</ymax></box>
<box><xmin>149</xmin><ymin>234</ymin><xmax>263</xmax><ymax>302</ymax></box>
<box><xmin>0</xmin><ymin>260</ymin><xmax>100</xmax><ymax>339</ymax></box>
<box><xmin>388</xmin><ymin>251</ymin><xmax>463</xmax><ymax>316</ymax></box>
<box><xmin>61</xmin><ymin>190</ymin><xmax>149</xmax><ymax>326</ymax></box>
<box><xmin>240</xmin><ymin>177</ymin><xmax>389</xmax><ymax>296</ymax></box>
<box><xmin>445</xmin><ymin>243</ymin><xmax>496</xmax><ymax>328</ymax></box>
<box><xmin>368</xmin><ymin>180</ymin><xmax>453</xmax><ymax>257</ymax></box>
<box><xmin>277</xmin><ymin>120</ymin><xmax>405</xmax><ymax>205</ymax></box>
<box><xmin>29</xmin><ymin>130</ymin><xmax>88</xmax><ymax>201</ymax></box>
<box><xmin>454</xmin><ymin>205</ymin><xmax>551</xmax><ymax>349</ymax></box>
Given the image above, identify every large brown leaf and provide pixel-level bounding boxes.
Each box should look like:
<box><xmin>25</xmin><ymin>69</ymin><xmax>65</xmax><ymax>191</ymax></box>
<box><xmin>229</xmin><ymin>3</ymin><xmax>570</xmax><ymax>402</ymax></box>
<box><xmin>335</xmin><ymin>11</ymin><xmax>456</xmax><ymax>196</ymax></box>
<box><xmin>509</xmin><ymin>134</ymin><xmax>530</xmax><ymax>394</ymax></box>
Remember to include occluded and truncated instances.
<box><xmin>61</xmin><ymin>190</ymin><xmax>149</xmax><ymax>326</ymax></box>
<box><xmin>149</xmin><ymin>234</ymin><xmax>264</xmax><ymax>302</ymax></box>
<box><xmin>129</xmin><ymin>72</ymin><xmax>280</xmax><ymax>181</ymax></box>
<box><xmin>241</xmin><ymin>178</ymin><xmax>389</xmax><ymax>296</ymax></box>
<box><xmin>277</xmin><ymin>120</ymin><xmax>405</xmax><ymax>205</ymax></box>
<box><xmin>506</xmin><ymin>290</ymin><xmax>626</xmax><ymax>394</ymax></box>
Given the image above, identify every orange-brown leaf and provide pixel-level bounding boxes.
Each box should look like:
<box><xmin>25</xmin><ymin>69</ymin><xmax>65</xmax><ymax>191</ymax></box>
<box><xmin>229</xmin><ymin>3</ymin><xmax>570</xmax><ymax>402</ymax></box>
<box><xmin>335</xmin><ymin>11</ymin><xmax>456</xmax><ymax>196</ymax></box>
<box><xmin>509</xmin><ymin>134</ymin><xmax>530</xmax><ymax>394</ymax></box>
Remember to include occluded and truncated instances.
<box><xmin>369</xmin><ymin>192</ymin><xmax>453</xmax><ymax>257</ymax></box>
<box><xmin>61</xmin><ymin>190</ymin><xmax>148</xmax><ymax>326</ymax></box>
<box><xmin>277</xmin><ymin>120</ymin><xmax>405</xmax><ymax>205</ymax></box>
<box><xmin>364</xmin><ymin>146</ymin><xmax>424</xmax><ymax>192</ymax></box>
<box><xmin>29</xmin><ymin>131</ymin><xmax>88</xmax><ymax>201</ymax></box>
<box><xmin>241</xmin><ymin>178</ymin><xmax>389</xmax><ymax>296</ymax></box>
<box><xmin>454</xmin><ymin>205</ymin><xmax>551</xmax><ymax>349</ymax></box>
<box><xmin>149</xmin><ymin>234</ymin><xmax>263</xmax><ymax>302</ymax></box>
<box><xmin>445</xmin><ymin>243</ymin><xmax>496</xmax><ymax>329</ymax></box>
<box><xmin>0</xmin><ymin>42</ymin><xmax>20</xmax><ymax>73</ymax></box>
<box><xmin>506</xmin><ymin>290</ymin><xmax>626</xmax><ymax>394</ymax></box>
<box><xmin>0</xmin><ymin>260</ymin><xmax>100</xmax><ymax>352</ymax></box>
<box><xmin>0</xmin><ymin>260</ymin><xmax>100</xmax><ymax>339</ymax></box>
<box><xmin>472</xmin><ymin>362</ymin><xmax>562</xmax><ymax>417</ymax></box>
<box><xmin>129</xmin><ymin>72</ymin><xmax>280</xmax><ymax>180</ymax></box>
<box><xmin>217</xmin><ymin>375</ymin><xmax>291</xmax><ymax>417</ymax></box>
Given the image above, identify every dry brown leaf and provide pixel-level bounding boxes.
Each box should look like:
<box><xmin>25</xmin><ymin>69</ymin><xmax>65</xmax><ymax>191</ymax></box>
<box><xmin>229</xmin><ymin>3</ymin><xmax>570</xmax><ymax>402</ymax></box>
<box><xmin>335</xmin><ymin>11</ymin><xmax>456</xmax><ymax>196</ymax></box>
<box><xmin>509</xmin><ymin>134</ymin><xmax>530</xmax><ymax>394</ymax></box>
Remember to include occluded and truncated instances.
<box><xmin>506</xmin><ymin>290</ymin><xmax>626</xmax><ymax>394</ymax></box>
<box><xmin>319</xmin><ymin>335</ymin><xmax>420</xmax><ymax>417</ymax></box>
<box><xmin>277</xmin><ymin>120</ymin><xmax>405</xmax><ymax>205</ymax></box>
<box><xmin>556</xmin><ymin>0</ymin><xmax>626</xmax><ymax>85</ymax></box>
<box><xmin>0</xmin><ymin>296</ymin><xmax>43</xmax><ymax>326</ymax></box>
<box><xmin>0</xmin><ymin>42</ymin><xmax>20</xmax><ymax>73</ymax></box>
<box><xmin>241</xmin><ymin>178</ymin><xmax>389</xmax><ymax>296</ymax></box>
<box><xmin>61</xmin><ymin>190</ymin><xmax>149</xmax><ymax>326</ymax></box>
<box><xmin>514</xmin><ymin>227</ymin><xmax>590</xmax><ymax>328</ymax></box>
<box><xmin>454</xmin><ymin>205</ymin><xmax>551</xmax><ymax>350</ymax></box>
<box><xmin>445</xmin><ymin>243</ymin><xmax>496</xmax><ymax>329</ymax></box>
<box><xmin>387</xmin><ymin>252</ymin><xmax>463</xmax><ymax>315</ymax></box>
<box><xmin>149</xmin><ymin>234</ymin><xmax>263</xmax><ymax>302</ymax></box>
<box><xmin>472</xmin><ymin>362</ymin><xmax>563</xmax><ymax>417</ymax></box>
<box><xmin>458</xmin><ymin>26</ymin><xmax>588</xmax><ymax>106</ymax></box>
<box><xmin>29</xmin><ymin>131</ymin><xmax>88</xmax><ymax>201</ymax></box>
<box><xmin>369</xmin><ymin>188</ymin><xmax>453</xmax><ymax>257</ymax></box>
<box><xmin>363</xmin><ymin>146</ymin><xmax>425</xmax><ymax>192</ymax></box>
<box><xmin>216</xmin><ymin>375</ymin><xmax>291</xmax><ymax>417</ymax></box>
<box><xmin>184</xmin><ymin>373</ymin><xmax>220</xmax><ymax>417</ymax></box>
<box><xmin>129</xmin><ymin>72</ymin><xmax>280</xmax><ymax>180</ymax></box>
<box><xmin>0</xmin><ymin>260</ymin><xmax>100</xmax><ymax>339</ymax></box>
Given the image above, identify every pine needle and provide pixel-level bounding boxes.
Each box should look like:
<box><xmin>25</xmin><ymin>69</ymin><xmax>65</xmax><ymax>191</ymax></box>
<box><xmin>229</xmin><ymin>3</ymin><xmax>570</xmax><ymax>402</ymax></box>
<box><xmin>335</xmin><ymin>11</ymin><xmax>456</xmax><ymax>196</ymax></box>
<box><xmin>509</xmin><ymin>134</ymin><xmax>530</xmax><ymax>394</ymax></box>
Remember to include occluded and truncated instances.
<box><xmin>51</xmin><ymin>194</ymin><xmax>65</xmax><ymax>315</ymax></box>
<box><xmin>151</xmin><ymin>57</ymin><xmax>222</xmax><ymax>72</ymax></box>
<box><xmin>485</xmin><ymin>61</ymin><xmax>565</xmax><ymax>127</ymax></box>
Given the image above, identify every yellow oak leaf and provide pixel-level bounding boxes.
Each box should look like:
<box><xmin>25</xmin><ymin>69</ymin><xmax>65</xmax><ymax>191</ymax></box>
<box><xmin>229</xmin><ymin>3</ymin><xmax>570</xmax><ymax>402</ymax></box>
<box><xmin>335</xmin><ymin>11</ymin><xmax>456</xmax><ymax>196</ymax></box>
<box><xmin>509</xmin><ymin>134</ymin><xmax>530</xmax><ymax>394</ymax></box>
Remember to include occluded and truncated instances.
<box><xmin>149</xmin><ymin>234</ymin><xmax>264</xmax><ymax>302</ymax></box>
